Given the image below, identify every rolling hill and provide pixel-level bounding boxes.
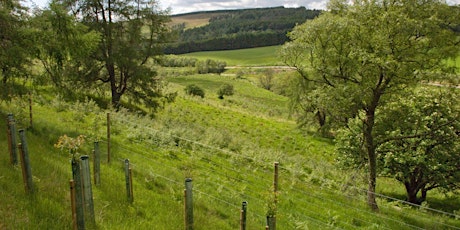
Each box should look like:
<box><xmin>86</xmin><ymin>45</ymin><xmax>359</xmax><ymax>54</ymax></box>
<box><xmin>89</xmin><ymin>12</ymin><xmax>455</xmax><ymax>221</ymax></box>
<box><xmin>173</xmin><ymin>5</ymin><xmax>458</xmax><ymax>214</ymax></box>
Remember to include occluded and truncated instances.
<box><xmin>165</xmin><ymin>7</ymin><xmax>321</xmax><ymax>54</ymax></box>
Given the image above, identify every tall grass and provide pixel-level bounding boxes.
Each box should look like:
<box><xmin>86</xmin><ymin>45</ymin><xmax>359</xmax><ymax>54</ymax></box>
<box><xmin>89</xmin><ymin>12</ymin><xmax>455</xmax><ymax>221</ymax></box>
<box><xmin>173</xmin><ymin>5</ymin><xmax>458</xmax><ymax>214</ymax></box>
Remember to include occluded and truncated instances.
<box><xmin>1</xmin><ymin>76</ymin><xmax>459</xmax><ymax>229</ymax></box>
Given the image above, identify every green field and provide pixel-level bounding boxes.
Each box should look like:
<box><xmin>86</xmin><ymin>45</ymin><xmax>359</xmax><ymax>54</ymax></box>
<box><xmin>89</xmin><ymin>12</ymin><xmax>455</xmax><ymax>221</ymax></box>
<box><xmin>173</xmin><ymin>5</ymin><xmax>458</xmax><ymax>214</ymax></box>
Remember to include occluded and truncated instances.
<box><xmin>182</xmin><ymin>46</ymin><xmax>284</xmax><ymax>66</ymax></box>
<box><xmin>1</xmin><ymin>47</ymin><xmax>460</xmax><ymax>229</ymax></box>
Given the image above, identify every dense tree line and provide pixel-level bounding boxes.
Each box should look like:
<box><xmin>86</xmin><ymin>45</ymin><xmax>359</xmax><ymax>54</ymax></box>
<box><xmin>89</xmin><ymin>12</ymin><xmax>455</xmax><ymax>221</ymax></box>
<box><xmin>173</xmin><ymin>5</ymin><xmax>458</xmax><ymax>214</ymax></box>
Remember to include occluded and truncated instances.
<box><xmin>165</xmin><ymin>7</ymin><xmax>321</xmax><ymax>54</ymax></box>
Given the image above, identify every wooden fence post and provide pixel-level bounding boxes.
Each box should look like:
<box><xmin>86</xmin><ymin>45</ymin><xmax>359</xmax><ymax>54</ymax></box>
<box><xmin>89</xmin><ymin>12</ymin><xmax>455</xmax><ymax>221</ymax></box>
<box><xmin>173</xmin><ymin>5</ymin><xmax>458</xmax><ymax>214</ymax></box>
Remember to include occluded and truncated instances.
<box><xmin>71</xmin><ymin>159</ymin><xmax>85</xmax><ymax>230</ymax></box>
<box><xmin>124</xmin><ymin>159</ymin><xmax>133</xmax><ymax>203</ymax></box>
<box><xmin>29</xmin><ymin>92</ymin><xmax>33</xmax><ymax>129</ymax></box>
<box><xmin>267</xmin><ymin>162</ymin><xmax>279</xmax><ymax>230</ymax></box>
<box><xmin>80</xmin><ymin>155</ymin><xmax>95</xmax><ymax>225</ymax></box>
<box><xmin>18</xmin><ymin>129</ymin><xmax>33</xmax><ymax>194</ymax></box>
<box><xmin>184</xmin><ymin>178</ymin><xmax>193</xmax><ymax>230</ymax></box>
<box><xmin>93</xmin><ymin>141</ymin><xmax>101</xmax><ymax>186</ymax></box>
<box><xmin>70</xmin><ymin>180</ymin><xmax>77</xmax><ymax>230</ymax></box>
<box><xmin>7</xmin><ymin>114</ymin><xmax>18</xmax><ymax>165</ymax></box>
<box><xmin>107</xmin><ymin>113</ymin><xmax>111</xmax><ymax>164</ymax></box>
<box><xmin>240</xmin><ymin>201</ymin><xmax>247</xmax><ymax>230</ymax></box>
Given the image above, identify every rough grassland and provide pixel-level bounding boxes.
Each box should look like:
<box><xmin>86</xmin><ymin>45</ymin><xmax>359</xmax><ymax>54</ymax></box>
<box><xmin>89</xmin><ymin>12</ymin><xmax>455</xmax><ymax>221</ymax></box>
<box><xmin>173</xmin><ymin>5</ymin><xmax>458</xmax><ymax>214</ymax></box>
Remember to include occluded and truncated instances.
<box><xmin>0</xmin><ymin>47</ymin><xmax>459</xmax><ymax>229</ymax></box>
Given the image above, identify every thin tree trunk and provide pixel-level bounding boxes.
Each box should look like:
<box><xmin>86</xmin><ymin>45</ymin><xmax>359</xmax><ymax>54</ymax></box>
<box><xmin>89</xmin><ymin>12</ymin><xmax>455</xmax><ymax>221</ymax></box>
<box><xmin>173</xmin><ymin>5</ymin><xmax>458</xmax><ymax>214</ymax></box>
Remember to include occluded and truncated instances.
<box><xmin>364</xmin><ymin>102</ymin><xmax>379</xmax><ymax>211</ymax></box>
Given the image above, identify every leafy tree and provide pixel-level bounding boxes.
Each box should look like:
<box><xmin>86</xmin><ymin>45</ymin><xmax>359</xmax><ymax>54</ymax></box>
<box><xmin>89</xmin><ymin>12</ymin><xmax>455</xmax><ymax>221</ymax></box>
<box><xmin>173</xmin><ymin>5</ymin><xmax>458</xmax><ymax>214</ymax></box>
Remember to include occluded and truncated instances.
<box><xmin>259</xmin><ymin>69</ymin><xmax>274</xmax><ymax>91</ymax></box>
<box><xmin>31</xmin><ymin>2</ymin><xmax>100</xmax><ymax>93</ymax></box>
<box><xmin>0</xmin><ymin>0</ymin><xmax>32</xmax><ymax>99</ymax></box>
<box><xmin>281</xmin><ymin>0</ymin><xmax>459</xmax><ymax>210</ymax></box>
<box><xmin>60</xmin><ymin>0</ymin><xmax>171</xmax><ymax>108</ymax></box>
<box><xmin>337</xmin><ymin>87</ymin><xmax>460</xmax><ymax>204</ymax></box>
<box><xmin>217</xmin><ymin>83</ymin><xmax>234</xmax><ymax>99</ymax></box>
<box><xmin>185</xmin><ymin>84</ymin><xmax>205</xmax><ymax>98</ymax></box>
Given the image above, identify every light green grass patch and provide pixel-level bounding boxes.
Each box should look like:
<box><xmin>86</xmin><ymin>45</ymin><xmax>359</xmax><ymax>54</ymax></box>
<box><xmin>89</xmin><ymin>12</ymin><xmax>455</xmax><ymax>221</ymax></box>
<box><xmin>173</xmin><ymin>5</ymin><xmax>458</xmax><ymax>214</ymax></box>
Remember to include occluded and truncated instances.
<box><xmin>181</xmin><ymin>46</ymin><xmax>284</xmax><ymax>66</ymax></box>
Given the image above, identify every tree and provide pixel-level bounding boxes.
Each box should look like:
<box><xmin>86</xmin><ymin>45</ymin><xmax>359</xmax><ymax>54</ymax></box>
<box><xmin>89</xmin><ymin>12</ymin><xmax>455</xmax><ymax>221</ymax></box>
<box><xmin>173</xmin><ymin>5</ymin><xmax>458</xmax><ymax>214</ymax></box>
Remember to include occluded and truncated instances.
<box><xmin>337</xmin><ymin>87</ymin><xmax>460</xmax><ymax>204</ymax></box>
<box><xmin>60</xmin><ymin>0</ymin><xmax>172</xmax><ymax>108</ymax></box>
<box><xmin>0</xmin><ymin>0</ymin><xmax>32</xmax><ymax>99</ymax></box>
<box><xmin>378</xmin><ymin>88</ymin><xmax>460</xmax><ymax>204</ymax></box>
<box><xmin>281</xmin><ymin>0</ymin><xmax>459</xmax><ymax>210</ymax></box>
<box><xmin>217</xmin><ymin>83</ymin><xmax>234</xmax><ymax>99</ymax></box>
<box><xmin>32</xmin><ymin>2</ymin><xmax>100</xmax><ymax>93</ymax></box>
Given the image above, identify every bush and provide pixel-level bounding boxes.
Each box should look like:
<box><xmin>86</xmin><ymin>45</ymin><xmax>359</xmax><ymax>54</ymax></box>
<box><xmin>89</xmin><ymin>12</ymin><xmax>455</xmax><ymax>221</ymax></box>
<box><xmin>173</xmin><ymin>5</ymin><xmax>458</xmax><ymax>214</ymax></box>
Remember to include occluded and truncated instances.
<box><xmin>184</xmin><ymin>84</ymin><xmax>205</xmax><ymax>98</ymax></box>
<box><xmin>217</xmin><ymin>83</ymin><xmax>234</xmax><ymax>99</ymax></box>
<box><xmin>196</xmin><ymin>59</ymin><xmax>226</xmax><ymax>74</ymax></box>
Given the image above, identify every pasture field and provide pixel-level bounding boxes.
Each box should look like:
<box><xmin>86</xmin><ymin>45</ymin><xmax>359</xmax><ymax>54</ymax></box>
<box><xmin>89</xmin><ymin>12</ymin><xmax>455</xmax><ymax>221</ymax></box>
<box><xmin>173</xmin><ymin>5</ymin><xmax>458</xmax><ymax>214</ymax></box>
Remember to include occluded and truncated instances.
<box><xmin>181</xmin><ymin>46</ymin><xmax>284</xmax><ymax>66</ymax></box>
<box><xmin>1</xmin><ymin>48</ymin><xmax>459</xmax><ymax>229</ymax></box>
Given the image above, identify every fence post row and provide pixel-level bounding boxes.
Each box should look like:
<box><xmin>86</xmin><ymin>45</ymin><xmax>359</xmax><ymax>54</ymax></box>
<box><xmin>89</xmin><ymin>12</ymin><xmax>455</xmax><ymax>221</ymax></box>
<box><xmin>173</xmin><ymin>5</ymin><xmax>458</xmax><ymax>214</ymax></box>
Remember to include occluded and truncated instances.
<box><xmin>184</xmin><ymin>178</ymin><xmax>193</xmax><ymax>230</ymax></box>
<box><xmin>80</xmin><ymin>155</ymin><xmax>95</xmax><ymax>225</ymax></box>
<box><xmin>124</xmin><ymin>159</ymin><xmax>134</xmax><ymax>203</ymax></box>
<box><xmin>93</xmin><ymin>141</ymin><xmax>101</xmax><ymax>186</ymax></box>
<box><xmin>7</xmin><ymin>114</ymin><xmax>18</xmax><ymax>165</ymax></box>
<box><xmin>240</xmin><ymin>201</ymin><xmax>247</xmax><ymax>230</ymax></box>
<box><xmin>18</xmin><ymin>129</ymin><xmax>33</xmax><ymax>194</ymax></box>
<box><xmin>71</xmin><ymin>159</ymin><xmax>85</xmax><ymax>230</ymax></box>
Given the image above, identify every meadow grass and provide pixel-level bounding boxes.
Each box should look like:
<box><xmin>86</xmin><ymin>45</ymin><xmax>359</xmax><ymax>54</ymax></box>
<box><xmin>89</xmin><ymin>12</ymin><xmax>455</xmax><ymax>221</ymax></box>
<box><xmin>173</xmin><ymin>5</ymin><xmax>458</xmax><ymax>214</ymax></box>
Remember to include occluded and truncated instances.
<box><xmin>1</xmin><ymin>55</ymin><xmax>460</xmax><ymax>229</ymax></box>
<box><xmin>181</xmin><ymin>46</ymin><xmax>284</xmax><ymax>66</ymax></box>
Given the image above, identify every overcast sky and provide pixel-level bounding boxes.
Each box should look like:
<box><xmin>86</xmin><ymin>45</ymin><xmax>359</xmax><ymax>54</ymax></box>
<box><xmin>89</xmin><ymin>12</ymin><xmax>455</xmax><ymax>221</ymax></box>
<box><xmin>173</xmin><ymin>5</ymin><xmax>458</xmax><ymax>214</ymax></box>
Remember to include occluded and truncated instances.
<box><xmin>27</xmin><ymin>0</ymin><xmax>460</xmax><ymax>15</ymax></box>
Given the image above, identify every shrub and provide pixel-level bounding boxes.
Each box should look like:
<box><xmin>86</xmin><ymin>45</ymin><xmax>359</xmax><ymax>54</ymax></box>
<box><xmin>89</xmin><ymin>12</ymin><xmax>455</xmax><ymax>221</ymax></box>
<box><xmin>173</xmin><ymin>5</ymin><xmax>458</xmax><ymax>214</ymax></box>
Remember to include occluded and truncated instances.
<box><xmin>217</xmin><ymin>83</ymin><xmax>234</xmax><ymax>99</ymax></box>
<box><xmin>184</xmin><ymin>84</ymin><xmax>205</xmax><ymax>98</ymax></box>
<box><xmin>196</xmin><ymin>59</ymin><xmax>226</xmax><ymax>74</ymax></box>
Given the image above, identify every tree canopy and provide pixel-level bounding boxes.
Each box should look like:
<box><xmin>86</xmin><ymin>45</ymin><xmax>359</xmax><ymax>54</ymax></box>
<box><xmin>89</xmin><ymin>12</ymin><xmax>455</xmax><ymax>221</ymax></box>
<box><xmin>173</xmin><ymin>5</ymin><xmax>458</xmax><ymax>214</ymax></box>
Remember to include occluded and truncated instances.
<box><xmin>57</xmin><ymin>0</ymin><xmax>172</xmax><ymax>108</ymax></box>
<box><xmin>281</xmin><ymin>0</ymin><xmax>460</xmax><ymax>210</ymax></box>
<box><xmin>0</xmin><ymin>0</ymin><xmax>32</xmax><ymax>99</ymax></box>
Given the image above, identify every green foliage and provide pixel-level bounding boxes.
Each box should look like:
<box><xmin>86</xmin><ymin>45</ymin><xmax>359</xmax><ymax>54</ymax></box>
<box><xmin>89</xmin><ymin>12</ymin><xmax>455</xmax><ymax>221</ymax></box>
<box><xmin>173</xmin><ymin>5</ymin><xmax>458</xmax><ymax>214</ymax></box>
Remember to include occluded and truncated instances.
<box><xmin>217</xmin><ymin>83</ymin><xmax>234</xmax><ymax>99</ymax></box>
<box><xmin>184</xmin><ymin>84</ymin><xmax>205</xmax><ymax>98</ymax></box>
<box><xmin>60</xmin><ymin>0</ymin><xmax>172</xmax><ymax>108</ymax></box>
<box><xmin>0</xmin><ymin>0</ymin><xmax>32</xmax><ymax>100</ymax></box>
<box><xmin>338</xmin><ymin>87</ymin><xmax>460</xmax><ymax>204</ymax></box>
<box><xmin>159</xmin><ymin>55</ymin><xmax>198</xmax><ymax>67</ymax></box>
<box><xmin>195</xmin><ymin>59</ymin><xmax>226</xmax><ymax>74</ymax></box>
<box><xmin>31</xmin><ymin>2</ymin><xmax>100</xmax><ymax>91</ymax></box>
<box><xmin>281</xmin><ymin>0</ymin><xmax>460</xmax><ymax>209</ymax></box>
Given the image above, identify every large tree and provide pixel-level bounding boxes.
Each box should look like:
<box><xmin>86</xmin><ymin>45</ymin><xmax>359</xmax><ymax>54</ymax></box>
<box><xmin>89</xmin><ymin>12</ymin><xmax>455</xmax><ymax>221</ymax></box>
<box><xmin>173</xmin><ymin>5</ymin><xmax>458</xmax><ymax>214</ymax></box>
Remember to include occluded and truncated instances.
<box><xmin>59</xmin><ymin>0</ymin><xmax>171</xmax><ymax>108</ymax></box>
<box><xmin>0</xmin><ymin>0</ymin><xmax>32</xmax><ymax>99</ymax></box>
<box><xmin>281</xmin><ymin>0</ymin><xmax>459</xmax><ymax>210</ymax></box>
<box><xmin>337</xmin><ymin>87</ymin><xmax>460</xmax><ymax>204</ymax></box>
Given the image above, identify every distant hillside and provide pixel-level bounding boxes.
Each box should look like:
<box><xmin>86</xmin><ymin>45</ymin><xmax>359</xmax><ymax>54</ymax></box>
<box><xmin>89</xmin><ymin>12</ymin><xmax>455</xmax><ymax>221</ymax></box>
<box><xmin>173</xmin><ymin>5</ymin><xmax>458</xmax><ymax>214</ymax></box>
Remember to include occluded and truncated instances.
<box><xmin>165</xmin><ymin>7</ymin><xmax>321</xmax><ymax>54</ymax></box>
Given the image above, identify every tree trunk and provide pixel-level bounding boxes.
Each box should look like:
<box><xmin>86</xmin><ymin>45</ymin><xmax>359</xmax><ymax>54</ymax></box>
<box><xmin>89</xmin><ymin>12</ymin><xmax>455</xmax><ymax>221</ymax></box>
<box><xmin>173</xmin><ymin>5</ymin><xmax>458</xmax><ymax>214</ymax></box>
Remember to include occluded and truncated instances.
<box><xmin>316</xmin><ymin>110</ymin><xmax>326</xmax><ymax>127</ymax></box>
<box><xmin>404</xmin><ymin>182</ymin><xmax>420</xmax><ymax>205</ymax></box>
<box><xmin>364</xmin><ymin>100</ymin><xmax>380</xmax><ymax>211</ymax></box>
<box><xmin>107</xmin><ymin>62</ymin><xmax>121</xmax><ymax>109</ymax></box>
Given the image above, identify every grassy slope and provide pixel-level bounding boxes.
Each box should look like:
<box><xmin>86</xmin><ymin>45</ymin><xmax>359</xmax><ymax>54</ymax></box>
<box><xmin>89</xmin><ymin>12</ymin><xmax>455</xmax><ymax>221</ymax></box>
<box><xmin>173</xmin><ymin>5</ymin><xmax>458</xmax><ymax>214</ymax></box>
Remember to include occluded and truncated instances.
<box><xmin>182</xmin><ymin>46</ymin><xmax>284</xmax><ymax>66</ymax></box>
<box><xmin>1</xmin><ymin>48</ymin><xmax>460</xmax><ymax>229</ymax></box>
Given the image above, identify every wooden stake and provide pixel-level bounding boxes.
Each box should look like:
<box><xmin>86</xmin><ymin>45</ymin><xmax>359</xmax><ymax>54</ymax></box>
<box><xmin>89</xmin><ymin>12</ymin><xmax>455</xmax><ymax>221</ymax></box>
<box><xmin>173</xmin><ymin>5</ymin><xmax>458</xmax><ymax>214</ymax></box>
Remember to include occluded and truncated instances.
<box><xmin>184</xmin><ymin>178</ymin><xmax>193</xmax><ymax>230</ymax></box>
<box><xmin>70</xmin><ymin>180</ymin><xmax>77</xmax><ymax>230</ymax></box>
<box><xmin>107</xmin><ymin>113</ymin><xmax>111</xmax><ymax>164</ymax></box>
<box><xmin>18</xmin><ymin>130</ymin><xmax>33</xmax><ymax>194</ymax></box>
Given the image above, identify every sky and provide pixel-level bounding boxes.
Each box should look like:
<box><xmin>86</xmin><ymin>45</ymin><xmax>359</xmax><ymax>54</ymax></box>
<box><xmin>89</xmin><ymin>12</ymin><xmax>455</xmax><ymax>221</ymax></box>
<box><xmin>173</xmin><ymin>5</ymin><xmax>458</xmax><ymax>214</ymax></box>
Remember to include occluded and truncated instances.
<box><xmin>27</xmin><ymin>0</ymin><xmax>460</xmax><ymax>15</ymax></box>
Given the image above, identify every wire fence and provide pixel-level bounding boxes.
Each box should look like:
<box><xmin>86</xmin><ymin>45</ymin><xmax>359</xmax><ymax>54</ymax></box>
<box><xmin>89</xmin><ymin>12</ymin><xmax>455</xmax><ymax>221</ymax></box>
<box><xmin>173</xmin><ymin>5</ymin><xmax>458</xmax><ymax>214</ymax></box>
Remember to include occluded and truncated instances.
<box><xmin>5</xmin><ymin>107</ymin><xmax>460</xmax><ymax>229</ymax></box>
